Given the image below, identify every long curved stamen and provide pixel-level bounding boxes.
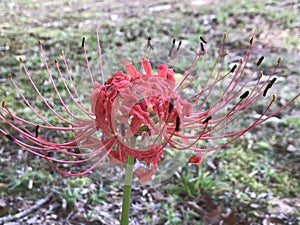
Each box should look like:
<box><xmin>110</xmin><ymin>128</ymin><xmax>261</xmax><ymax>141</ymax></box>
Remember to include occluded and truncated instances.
<box><xmin>82</xmin><ymin>37</ymin><xmax>94</xmax><ymax>85</ymax></box>
<box><xmin>8</xmin><ymin>75</ymin><xmax>52</xmax><ymax>126</ymax></box>
<box><xmin>171</xmin><ymin>40</ymin><xmax>182</xmax><ymax>69</ymax></box>
<box><xmin>1</xmin><ymin>112</ymin><xmax>95</xmax><ymax>149</ymax></box>
<box><xmin>19</xmin><ymin>58</ymin><xmax>77</xmax><ymax>126</ymax></box>
<box><xmin>167</xmin><ymin>39</ymin><xmax>176</xmax><ymax>65</ymax></box>
<box><xmin>96</xmin><ymin>28</ymin><xmax>105</xmax><ymax>85</ymax></box>
<box><xmin>61</xmin><ymin>51</ymin><xmax>93</xmax><ymax>116</ymax></box>
<box><xmin>55</xmin><ymin>59</ymin><xmax>94</xmax><ymax>118</ymax></box>
<box><xmin>40</xmin><ymin>47</ymin><xmax>86</xmax><ymax>122</ymax></box>
<box><xmin>0</xmin><ymin>106</ymin><xmax>88</xmax><ymax>131</ymax></box>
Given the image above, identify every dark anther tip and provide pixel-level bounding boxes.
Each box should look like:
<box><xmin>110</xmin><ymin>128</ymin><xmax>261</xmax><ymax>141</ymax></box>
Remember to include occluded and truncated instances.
<box><xmin>240</xmin><ymin>90</ymin><xmax>250</xmax><ymax>99</ymax></box>
<box><xmin>147</xmin><ymin>37</ymin><xmax>153</xmax><ymax>49</ymax></box>
<box><xmin>257</xmin><ymin>56</ymin><xmax>264</xmax><ymax>67</ymax></box>
<box><xmin>200</xmin><ymin>42</ymin><xmax>205</xmax><ymax>52</ymax></box>
<box><xmin>175</xmin><ymin>116</ymin><xmax>180</xmax><ymax>132</ymax></box>
<box><xmin>169</xmin><ymin>40</ymin><xmax>176</xmax><ymax>57</ymax></box>
<box><xmin>202</xmin><ymin>115</ymin><xmax>212</xmax><ymax>124</ymax></box>
<box><xmin>168</xmin><ymin>98</ymin><xmax>174</xmax><ymax>113</ymax></box>
<box><xmin>200</xmin><ymin>36</ymin><xmax>207</xmax><ymax>44</ymax></box>
<box><xmin>263</xmin><ymin>86</ymin><xmax>270</xmax><ymax>97</ymax></box>
<box><xmin>263</xmin><ymin>89</ymin><xmax>268</xmax><ymax>97</ymax></box>
<box><xmin>176</xmin><ymin>40</ymin><xmax>182</xmax><ymax>51</ymax></box>
<box><xmin>82</xmin><ymin>37</ymin><xmax>85</xmax><ymax>48</ymax></box>
<box><xmin>230</xmin><ymin>64</ymin><xmax>237</xmax><ymax>73</ymax></box>
<box><xmin>35</xmin><ymin>125</ymin><xmax>39</xmax><ymax>138</ymax></box>
<box><xmin>263</xmin><ymin>77</ymin><xmax>277</xmax><ymax>97</ymax></box>
<box><xmin>269</xmin><ymin>77</ymin><xmax>277</xmax><ymax>88</ymax></box>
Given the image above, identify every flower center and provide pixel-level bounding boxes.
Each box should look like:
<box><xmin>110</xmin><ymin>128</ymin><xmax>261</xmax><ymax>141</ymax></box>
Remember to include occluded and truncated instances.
<box><xmin>111</xmin><ymin>75</ymin><xmax>179</xmax><ymax>150</ymax></box>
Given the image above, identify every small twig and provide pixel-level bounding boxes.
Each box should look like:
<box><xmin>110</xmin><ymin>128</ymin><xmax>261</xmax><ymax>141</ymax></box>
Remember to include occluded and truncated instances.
<box><xmin>187</xmin><ymin>201</ymin><xmax>206</xmax><ymax>215</ymax></box>
<box><xmin>0</xmin><ymin>46</ymin><xmax>9</xmax><ymax>52</ymax></box>
<box><xmin>0</xmin><ymin>193</ymin><xmax>53</xmax><ymax>223</ymax></box>
<box><xmin>64</xmin><ymin>211</ymin><xmax>75</xmax><ymax>225</ymax></box>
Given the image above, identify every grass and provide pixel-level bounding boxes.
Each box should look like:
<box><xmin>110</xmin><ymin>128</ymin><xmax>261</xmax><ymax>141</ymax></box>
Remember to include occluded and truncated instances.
<box><xmin>0</xmin><ymin>0</ymin><xmax>299</xmax><ymax>224</ymax></box>
<box><xmin>166</xmin><ymin>166</ymin><xmax>219</xmax><ymax>198</ymax></box>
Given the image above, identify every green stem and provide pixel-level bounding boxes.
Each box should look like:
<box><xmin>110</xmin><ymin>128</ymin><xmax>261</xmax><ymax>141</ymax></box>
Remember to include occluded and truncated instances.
<box><xmin>120</xmin><ymin>154</ymin><xmax>134</xmax><ymax>225</ymax></box>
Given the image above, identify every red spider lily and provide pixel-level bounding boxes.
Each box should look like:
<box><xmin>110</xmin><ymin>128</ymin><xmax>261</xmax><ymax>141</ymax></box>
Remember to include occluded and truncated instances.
<box><xmin>1</xmin><ymin>31</ymin><xmax>299</xmax><ymax>183</ymax></box>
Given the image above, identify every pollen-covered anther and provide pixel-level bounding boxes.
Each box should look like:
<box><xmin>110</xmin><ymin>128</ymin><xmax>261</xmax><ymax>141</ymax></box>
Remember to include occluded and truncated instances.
<box><xmin>259</xmin><ymin>71</ymin><xmax>263</xmax><ymax>77</ymax></box>
<box><xmin>223</xmin><ymin>50</ymin><xmax>227</xmax><ymax>56</ymax></box>
<box><xmin>61</xmin><ymin>50</ymin><xmax>64</xmax><ymax>56</ymax></box>
<box><xmin>19</xmin><ymin>57</ymin><xmax>24</xmax><ymax>63</ymax></box>
<box><xmin>272</xmin><ymin>95</ymin><xmax>276</xmax><ymax>102</ymax></box>
<box><xmin>8</xmin><ymin>73</ymin><xmax>12</xmax><ymax>79</ymax></box>
<box><xmin>146</xmin><ymin>104</ymin><xmax>153</xmax><ymax>112</ymax></box>
<box><xmin>240</xmin><ymin>90</ymin><xmax>250</xmax><ymax>99</ymax></box>
<box><xmin>240</xmin><ymin>58</ymin><xmax>244</xmax><ymax>64</ymax></box>
<box><xmin>39</xmin><ymin>40</ymin><xmax>43</xmax><ymax>45</ymax></box>
<box><xmin>277</xmin><ymin>57</ymin><xmax>282</xmax><ymax>63</ymax></box>
<box><xmin>250</xmin><ymin>36</ymin><xmax>254</xmax><ymax>45</ymax></box>
<box><xmin>223</xmin><ymin>32</ymin><xmax>227</xmax><ymax>39</ymax></box>
<box><xmin>1</xmin><ymin>101</ymin><xmax>6</xmax><ymax>108</ymax></box>
<box><xmin>257</xmin><ymin>56</ymin><xmax>264</xmax><ymax>67</ymax></box>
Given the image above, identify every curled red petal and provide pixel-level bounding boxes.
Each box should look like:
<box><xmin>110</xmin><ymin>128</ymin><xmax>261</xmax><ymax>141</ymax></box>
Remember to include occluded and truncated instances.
<box><xmin>158</xmin><ymin>63</ymin><xmax>167</xmax><ymax>78</ymax></box>
<box><xmin>188</xmin><ymin>154</ymin><xmax>203</xmax><ymax>165</ymax></box>
<box><xmin>135</xmin><ymin>164</ymin><xmax>157</xmax><ymax>183</ymax></box>
<box><xmin>166</xmin><ymin>68</ymin><xmax>176</xmax><ymax>84</ymax></box>
<box><xmin>120</xmin><ymin>61</ymin><xmax>139</xmax><ymax>80</ymax></box>
<box><xmin>139</xmin><ymin>57</ymin><xmax>152</xmax><ymax>75</ymax></box>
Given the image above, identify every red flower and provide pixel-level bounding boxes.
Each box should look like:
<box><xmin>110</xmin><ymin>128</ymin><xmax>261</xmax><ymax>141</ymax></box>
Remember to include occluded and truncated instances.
<box><xmin>1</xmin><ymin>31</ymin><xmax>299</xmax><ymax>183</ymax></box>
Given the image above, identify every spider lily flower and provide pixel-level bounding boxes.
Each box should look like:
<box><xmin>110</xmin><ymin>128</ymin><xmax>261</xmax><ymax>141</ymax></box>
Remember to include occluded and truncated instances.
<box><xmin>0</xmin><ymin>31</ymin><xmax>299</xmax><ymax>183</ymax></box>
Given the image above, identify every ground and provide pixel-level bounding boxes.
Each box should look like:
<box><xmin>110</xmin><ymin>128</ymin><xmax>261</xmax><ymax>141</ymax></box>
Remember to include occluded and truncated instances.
<box><xmin>0</xmin><ymin>0</ymin><xmax>300</xmax><ymax>224</ymax></box>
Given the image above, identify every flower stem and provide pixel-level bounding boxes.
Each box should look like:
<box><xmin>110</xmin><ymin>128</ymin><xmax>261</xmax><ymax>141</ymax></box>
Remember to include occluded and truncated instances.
<box><xmin>120</xmin><ymin>154</ymin><xmax>134</xmax><ymax>225</ymax></box>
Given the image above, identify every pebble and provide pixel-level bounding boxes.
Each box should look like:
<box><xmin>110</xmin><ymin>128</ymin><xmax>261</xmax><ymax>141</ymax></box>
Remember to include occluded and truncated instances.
<box><xmin>287</xmin><ymin>144</ymin><xmax>297</xmax><ymax>152</ymax></box>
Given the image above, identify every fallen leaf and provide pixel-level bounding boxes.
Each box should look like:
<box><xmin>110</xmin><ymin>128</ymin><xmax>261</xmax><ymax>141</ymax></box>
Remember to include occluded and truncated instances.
<box><xmin>222</xmin><ymin>208</ymin><xmax>236</xmax><ymax>225</ymax></box>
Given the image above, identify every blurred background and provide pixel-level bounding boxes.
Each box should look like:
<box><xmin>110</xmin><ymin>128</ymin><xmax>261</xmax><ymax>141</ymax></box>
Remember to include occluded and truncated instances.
<box><xmin>0</xmin><ymin>0</ymin><xmax>300</xmax><ymax>224</ymax></box>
